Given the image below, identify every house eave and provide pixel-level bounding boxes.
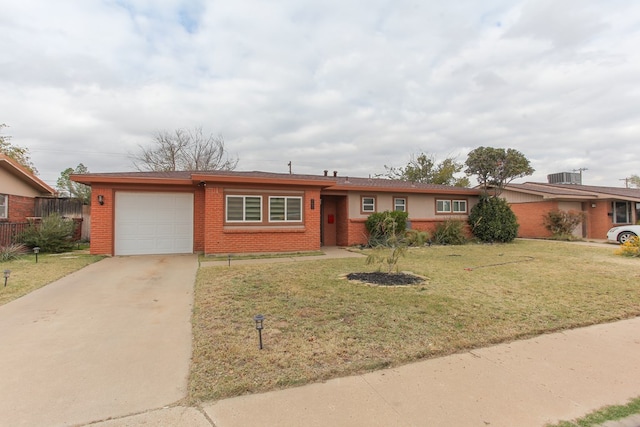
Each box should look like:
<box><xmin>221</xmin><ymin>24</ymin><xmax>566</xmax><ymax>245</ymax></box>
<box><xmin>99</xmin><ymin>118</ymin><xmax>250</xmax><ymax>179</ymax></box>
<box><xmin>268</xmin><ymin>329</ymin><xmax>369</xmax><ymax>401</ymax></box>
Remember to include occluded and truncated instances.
<box><xmin>0</xmin><ymin>154</ymin><xmax>56</xmax><ymax>195</ymax></box>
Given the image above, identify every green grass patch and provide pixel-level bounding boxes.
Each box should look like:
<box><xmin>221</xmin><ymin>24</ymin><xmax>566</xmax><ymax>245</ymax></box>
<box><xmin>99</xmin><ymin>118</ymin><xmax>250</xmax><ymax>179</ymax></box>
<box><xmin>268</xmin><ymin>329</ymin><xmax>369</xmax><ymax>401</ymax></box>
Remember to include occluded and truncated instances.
<box><xmin>547</xmin><ymin>396</ymin><xmax>640</xmax><ymax>426</ymax></box>
<box><xmin>0</xmin><ymin>251</ymin><xmax>105</xmax><ymax>306</ymax></box>
<box><xmin>189</xmin><ymin>240</ymin><xmax>640</xmax><ymax>402</ymax></box>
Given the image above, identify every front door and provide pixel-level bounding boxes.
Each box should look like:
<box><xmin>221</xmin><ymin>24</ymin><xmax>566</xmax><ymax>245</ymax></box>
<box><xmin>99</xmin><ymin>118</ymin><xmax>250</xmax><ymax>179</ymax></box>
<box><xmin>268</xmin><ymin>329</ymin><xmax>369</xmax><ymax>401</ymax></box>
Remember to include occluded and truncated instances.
<box><xmin>321</xmin><ymin>196</ymin><xmax>337</xmax><ymax>246</ymax></box>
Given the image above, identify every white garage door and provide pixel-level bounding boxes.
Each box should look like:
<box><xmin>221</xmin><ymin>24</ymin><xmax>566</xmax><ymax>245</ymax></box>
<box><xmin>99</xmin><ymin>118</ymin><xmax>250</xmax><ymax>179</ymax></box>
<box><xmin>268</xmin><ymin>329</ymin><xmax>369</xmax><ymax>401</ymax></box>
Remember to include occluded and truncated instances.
<box><xmin>115</xmin><ymin>192</ymin><xmax>194</xmax><ymax>255</ymax></box>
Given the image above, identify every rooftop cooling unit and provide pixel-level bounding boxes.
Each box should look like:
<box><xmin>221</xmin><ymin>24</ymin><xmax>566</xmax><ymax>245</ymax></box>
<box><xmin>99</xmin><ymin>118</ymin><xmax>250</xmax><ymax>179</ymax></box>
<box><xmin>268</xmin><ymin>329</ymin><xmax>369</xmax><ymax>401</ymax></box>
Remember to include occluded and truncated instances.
<box><xmin>547</xmin><ymin>172</ymin><xmax>581</xmax><ymax>185</ymax></box>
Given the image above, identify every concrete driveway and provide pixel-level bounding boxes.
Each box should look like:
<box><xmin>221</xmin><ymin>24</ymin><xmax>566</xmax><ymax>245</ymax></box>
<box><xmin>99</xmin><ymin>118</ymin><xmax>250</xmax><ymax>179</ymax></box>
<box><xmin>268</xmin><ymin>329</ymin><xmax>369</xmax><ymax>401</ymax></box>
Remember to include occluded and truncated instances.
<box><xmin>0</xmin><ymin>255</ymin><xmax>198</xmax><ymax>427</ymax></box>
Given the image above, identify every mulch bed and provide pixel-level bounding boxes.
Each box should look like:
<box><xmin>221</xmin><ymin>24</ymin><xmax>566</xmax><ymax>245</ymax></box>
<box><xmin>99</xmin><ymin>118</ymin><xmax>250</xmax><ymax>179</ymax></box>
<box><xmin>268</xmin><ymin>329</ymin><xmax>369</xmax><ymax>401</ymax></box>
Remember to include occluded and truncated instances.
<box><xmin>346</xmin><ymin>272</ymin><xmax>424</xmax><ymax>286</ymax></box>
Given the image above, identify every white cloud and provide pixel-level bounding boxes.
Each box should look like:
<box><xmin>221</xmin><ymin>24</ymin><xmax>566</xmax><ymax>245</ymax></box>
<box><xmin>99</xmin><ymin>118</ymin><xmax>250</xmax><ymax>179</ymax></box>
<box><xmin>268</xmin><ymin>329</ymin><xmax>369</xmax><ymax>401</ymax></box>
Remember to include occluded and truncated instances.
<box><xmin>1</xmin><ymin>0</ymin><xmax>639</xmax><ymax>187</ymax></box>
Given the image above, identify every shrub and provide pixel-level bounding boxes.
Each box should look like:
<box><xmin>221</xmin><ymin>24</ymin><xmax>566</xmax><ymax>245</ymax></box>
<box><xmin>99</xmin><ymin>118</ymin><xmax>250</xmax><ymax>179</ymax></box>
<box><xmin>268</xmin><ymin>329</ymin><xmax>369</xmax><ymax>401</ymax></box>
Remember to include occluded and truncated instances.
<box><xmin>20</xmin><ymin>214</ymin><xmax>76</xmax><ymax>253</ymax></box>
<box><xmin>366</xmin><ymin>245</ymin><xmax>408</xmax><ymax>273</ymax></box>
<box><xmin>404</xmin><ymin>229</ymin><xmax>430</xmax><ymax>247</ymax></box>
<box><xmin>365</xmin><ymin>210</ymin><xmax>408</xmax><ymax>247</ymax></box>
<box><xmin>543</xmin><ymin>209</ymin><xmax>586</xmax><ymax>240</ymax></box>
<box><xmin>468</xmin><ymin>197</ymin><xmax>519</xmax><ymax>243</ymax></box>
<box><xmin>615</xmin><ymin>236</ymin><xmax>640</xmax><ymax>258</ymax></box>
<box><xmin>0</xmin><ymin>243</ymin><xmax>26</xmax><ymax>262</ymax></box>
<box><xmin>432</xmin><ymin>219</ymin><xmax>467</xmax><ymax>245</ymax></box>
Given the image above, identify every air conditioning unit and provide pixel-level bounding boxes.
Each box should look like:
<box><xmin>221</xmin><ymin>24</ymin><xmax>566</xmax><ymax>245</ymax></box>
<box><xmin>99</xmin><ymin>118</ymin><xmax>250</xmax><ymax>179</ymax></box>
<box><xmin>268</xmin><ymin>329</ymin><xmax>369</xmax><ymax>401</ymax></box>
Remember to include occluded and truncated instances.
<box><xmin>547</xmin><ymin>172</ymin><xmax>581</xmax><ymax>184</ymax></box>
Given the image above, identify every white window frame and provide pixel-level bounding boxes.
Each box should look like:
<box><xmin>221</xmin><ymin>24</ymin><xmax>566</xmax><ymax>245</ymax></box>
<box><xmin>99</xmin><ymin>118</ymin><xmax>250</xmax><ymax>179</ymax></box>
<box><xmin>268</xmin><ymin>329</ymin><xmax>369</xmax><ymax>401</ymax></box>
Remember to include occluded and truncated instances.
<box><xmin>225</xmin><ymin>195</ymin><xmax>262</xmax><ymax>222</ymax></box>
<box><xmin>436</xmin><ymin>199</ymin><xmax>451</xmax><ymax>213</ymax></box>
<box><xmin>362</xmin><ymin>197</ymin><xmax>376</xmax><ymax>213</ymax></box>
<box><xmin>452</xmin><ymin>200</ymin><xmax>467</xmax><ymax>213</ymax></box>
<box><xmin>0</xmin><ymin>194</ymin><xmax>7</xmax><ymax>219</ymax></box>
<box><xmin>269</xmin><ymin>196</ymin><xmax>303</xmax><ymax>222</ymax></box>
<box><xmin>437</xmin><ymin>199</ymin><xmax>467</xmax><ymax>214</ymax></box>
<box><xmin>394</xmin><ymin>197</ymin><xmax>406</xmax><ymax>212</ymax></box>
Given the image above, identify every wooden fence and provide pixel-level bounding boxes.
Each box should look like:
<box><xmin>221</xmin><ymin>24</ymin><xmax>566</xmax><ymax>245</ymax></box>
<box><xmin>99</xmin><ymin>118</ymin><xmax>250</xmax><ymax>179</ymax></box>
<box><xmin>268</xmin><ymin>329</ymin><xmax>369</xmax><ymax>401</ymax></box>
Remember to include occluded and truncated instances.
<box><xmin>0</xmin><ymin>222</ymin><xmax>29</xmax><ymax>247</ymax></box>
<box><xmin>35</xmin><ymin>197</ymin><xmax>83</xmax><ymax>218</ymax></box>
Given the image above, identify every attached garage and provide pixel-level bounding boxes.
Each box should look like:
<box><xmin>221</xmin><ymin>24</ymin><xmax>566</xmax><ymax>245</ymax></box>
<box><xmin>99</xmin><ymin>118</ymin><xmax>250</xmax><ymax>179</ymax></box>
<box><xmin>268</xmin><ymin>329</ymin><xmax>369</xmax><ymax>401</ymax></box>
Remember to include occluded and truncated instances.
<box><xmin>114</xmin><ymin>192</ymin><xmax>194</xmax><ymax>255</ymax></box>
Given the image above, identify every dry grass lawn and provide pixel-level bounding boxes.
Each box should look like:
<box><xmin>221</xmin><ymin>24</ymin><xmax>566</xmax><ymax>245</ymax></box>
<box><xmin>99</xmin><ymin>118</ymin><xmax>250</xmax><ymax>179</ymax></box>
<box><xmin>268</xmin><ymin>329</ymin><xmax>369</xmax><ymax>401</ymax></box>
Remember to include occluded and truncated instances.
<box><xmin>190</xmin><ymin>240</ymin><xmax>640</xmax><ymax>402</ymax></box>
<box><xmin>0</xmin><ymin>252</ymin><xmax>105</xmax><ymax>306</ymax></box>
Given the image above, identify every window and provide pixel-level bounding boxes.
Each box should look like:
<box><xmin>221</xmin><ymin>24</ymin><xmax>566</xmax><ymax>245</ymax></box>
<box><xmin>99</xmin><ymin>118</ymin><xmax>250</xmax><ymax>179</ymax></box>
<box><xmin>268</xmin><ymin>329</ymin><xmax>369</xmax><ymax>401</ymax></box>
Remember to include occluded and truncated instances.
<box><xmin>394</xmin><ymin>197</ymin><xmax>406</xmax><ymax>212</ymax></box>
<box><xmin>0</xmin><ymin>194</ymin><xmax>7</xmax><ymax>219</ymax></box>
<box><xmin>612</xmin><ymin>201</ymin><xmax>632</xmax><ymax>224</ymax></box>
<box><xmin>436</xmin><ymin>200</ymin><xmax>451</xmax><ymax>213</ymax></box>
<box><xmin>269</xmin><ymin>197</ymin><xmax>302</xmax><ymax>222</ymax></box>
<box><xmin>362</xmin><ymin>197</ymin><xmax>375</xmax><ymax>213</ymax></box>
<box><xmin>226</xmin><ymin>196</ymin><xmax>262</xmax><ymax>222</ymax></box>
<box><xmin>452</xmin><ymin>200</ymin><xmax>467</xmax><ymax>213</ymax></box>
<box><xmin>436</xmin><ymin>199</ymin><xmax>467</xmax><ymax>214</ymax></box>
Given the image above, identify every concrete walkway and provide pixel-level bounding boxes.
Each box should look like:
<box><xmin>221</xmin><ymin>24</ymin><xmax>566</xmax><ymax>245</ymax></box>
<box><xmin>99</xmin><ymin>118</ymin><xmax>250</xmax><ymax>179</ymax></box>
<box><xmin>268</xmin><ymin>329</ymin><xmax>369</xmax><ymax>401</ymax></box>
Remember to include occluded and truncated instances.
<box><xmin>0</xmin><ymin>255</ymin><xmax>198</xmax><ymax>427</ymax></box>
<box><xmin>203</xmin><ymin>317</ymin><xmax>640</xmax><ymax>427</ymax></box>
<box><xmin>199</xmin><ymin>246</ymin><xmax>365</xmax><ymax>268</ymax></box>
<box><xmin>85</xmin><ymin>316</ymin><xmax>640</xmax><ymax>427</ymax></box>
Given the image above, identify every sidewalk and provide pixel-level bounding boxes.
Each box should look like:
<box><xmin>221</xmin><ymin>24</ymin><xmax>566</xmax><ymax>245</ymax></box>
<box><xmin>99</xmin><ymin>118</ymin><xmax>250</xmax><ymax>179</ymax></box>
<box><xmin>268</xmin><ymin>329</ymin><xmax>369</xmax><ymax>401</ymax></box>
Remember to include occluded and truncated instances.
<box><xmin>89</xmin><ymin>316</ymin><xmax>640</xmax><ymax>427</ymax></box>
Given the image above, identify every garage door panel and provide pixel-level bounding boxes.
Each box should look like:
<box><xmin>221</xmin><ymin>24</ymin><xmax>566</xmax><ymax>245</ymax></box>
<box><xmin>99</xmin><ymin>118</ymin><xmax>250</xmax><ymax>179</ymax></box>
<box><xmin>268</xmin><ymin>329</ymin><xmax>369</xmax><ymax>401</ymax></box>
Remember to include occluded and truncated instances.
<box><xmin>115</xmin><ymin>192</ymin><xmax>194</xmax><ymax>255</ymax></box>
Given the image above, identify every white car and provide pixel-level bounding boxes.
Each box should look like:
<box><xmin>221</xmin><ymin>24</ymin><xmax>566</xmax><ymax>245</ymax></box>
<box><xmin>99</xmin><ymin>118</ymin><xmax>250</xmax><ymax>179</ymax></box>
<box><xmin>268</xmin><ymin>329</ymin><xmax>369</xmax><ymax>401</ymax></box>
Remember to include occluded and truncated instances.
<box><xmin>607</xmin><ymin>225</ymin><xmax>640</xmax><ymax>244</ymax></box>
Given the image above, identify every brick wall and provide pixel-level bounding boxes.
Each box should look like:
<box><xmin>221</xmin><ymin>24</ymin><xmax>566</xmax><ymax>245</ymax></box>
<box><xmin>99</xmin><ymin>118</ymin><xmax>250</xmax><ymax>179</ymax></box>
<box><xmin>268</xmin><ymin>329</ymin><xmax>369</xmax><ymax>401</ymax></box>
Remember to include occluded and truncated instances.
<box><xmin>510</xmin><ymin>201</ymin><xmax>557</xmax><ymax>238</ymax></box>
<box><xmin>193</xmin><ymin>186</ymin><xmax>205</xmax><ymax>252</ymax></box>
<box><xmin>7</xmin><ymin>195</ymin><xmax>35</xmax><ymax>222</ymax></box>
<box><xmin>89</xmin><ymin>185</ymin><xmax>114</xmax><ymax>255</ymax></box>
<box><xmin>203</xmin><ymin>187</ymin><xmax>322</xmax><ymax>255</ymax></box>
<box><xmin>586</xmin><ymin>201</ymin><xmax>613</xmax><ymax>239</ymax></box>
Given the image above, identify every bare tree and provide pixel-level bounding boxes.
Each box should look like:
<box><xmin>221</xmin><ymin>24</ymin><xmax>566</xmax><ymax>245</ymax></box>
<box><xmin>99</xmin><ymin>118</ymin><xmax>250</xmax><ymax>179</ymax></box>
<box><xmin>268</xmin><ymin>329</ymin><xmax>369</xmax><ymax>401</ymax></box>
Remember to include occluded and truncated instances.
<box><xmin>132</xmin><ymin>127</ymin><xmax>238</xmax><ymax>171</ymax></box>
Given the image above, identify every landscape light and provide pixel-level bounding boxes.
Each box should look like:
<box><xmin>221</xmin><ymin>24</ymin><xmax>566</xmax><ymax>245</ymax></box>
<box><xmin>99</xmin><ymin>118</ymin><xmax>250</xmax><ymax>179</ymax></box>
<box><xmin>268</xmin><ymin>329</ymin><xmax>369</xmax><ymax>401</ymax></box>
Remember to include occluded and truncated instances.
<box><xmin>33</xmin><ymin>247</ymin><xmax>40</xmax><ymax>263</ymax></box>
<box><xmin>3</xmin><ymin>270</ymin><xmax>10</xmax><ymax>287</ymax></box>
<box><xmin>254</xmin><ymin>314</ymin><xmax>265</xmax><ymax>350</ymax></box>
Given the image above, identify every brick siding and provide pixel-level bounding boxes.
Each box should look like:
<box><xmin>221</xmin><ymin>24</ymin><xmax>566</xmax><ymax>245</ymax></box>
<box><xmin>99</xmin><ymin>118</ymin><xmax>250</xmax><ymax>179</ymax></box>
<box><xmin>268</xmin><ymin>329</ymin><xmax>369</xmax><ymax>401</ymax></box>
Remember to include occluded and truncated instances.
<box><xmin>510</xmin><ymin>201</ymin><xmax>557</xmax><ymax>238</ymax></box>
<box><xmin>7</xmin><ymin>195</ymin><xmax>36</xmax><ymax>222</ymax></box>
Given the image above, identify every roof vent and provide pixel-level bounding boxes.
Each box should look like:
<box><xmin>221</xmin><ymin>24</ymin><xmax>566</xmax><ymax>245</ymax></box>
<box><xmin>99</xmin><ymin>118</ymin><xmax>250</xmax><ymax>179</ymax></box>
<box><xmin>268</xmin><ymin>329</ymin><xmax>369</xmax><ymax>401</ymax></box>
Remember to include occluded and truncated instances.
<box><xmin>323</xmin><ymin>170</ymin><xmax>328</xmax><ymax>176</ymax></box>
<box><xmin>333</xmin><ymin>171</ymin><xmax>338</xmax><ymax>177</ymax></box>
<box><xmin>547</xmin><ymin>172</ymin><xmax>581</xmax><ymax>185</ymax></box>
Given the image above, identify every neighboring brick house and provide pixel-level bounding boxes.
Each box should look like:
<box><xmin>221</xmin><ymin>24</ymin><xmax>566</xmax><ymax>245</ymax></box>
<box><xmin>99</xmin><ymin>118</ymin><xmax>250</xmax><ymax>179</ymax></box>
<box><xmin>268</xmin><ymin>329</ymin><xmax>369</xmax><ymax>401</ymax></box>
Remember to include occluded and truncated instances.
<box><xmin>0</xmin><ymin>154</ymin><xmax>56</xmax><ymax>222</ymax></box>
<box><xmin>71</xmin><ymin>170</ymin><xmax>480</xmax><ymax>256</ymax></box>
<box><xmin>500</xmin><ymin>182</ymin><xmax>640</xmax><ymax>240</ymax></box>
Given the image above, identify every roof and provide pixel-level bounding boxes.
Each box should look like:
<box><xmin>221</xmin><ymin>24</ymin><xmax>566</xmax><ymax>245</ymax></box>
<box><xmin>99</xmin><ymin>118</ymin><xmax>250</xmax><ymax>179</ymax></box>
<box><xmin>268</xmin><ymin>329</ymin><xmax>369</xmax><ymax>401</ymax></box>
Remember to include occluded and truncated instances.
<box><xmin>505</xmin><ymin>182</ymin><xmax>640</xmax><ymax>202</ymax></box>
<box><xmin>0</xmin><ymin>154</ymin><xmax>56</xmax><ymax>195</ymax></box>
<box><xmin>71</xmin><ymin>170</ymin><xmax>480</xmax><ymax>195</ymax></box>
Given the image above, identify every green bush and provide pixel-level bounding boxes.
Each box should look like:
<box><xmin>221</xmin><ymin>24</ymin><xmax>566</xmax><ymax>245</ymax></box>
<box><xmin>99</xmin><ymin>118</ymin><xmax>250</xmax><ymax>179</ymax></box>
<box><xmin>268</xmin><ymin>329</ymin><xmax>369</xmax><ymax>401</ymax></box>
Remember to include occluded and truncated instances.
<box><xmin>0</xmin><ymin>243</ymin><xmax>26</xmax><ymax>262</ymax></box>
<box><xmin>432</xmin><ymin>219</ymin><xmax>467</xmax><ymax>245</ymax></box>
<box><xmin>468</xmin><ymin>196</ymin><xmax>519</xmax><ymax>243</ymax></box>
<box><xmin>20</xmin><ymin>214</ymin><xmax>76</xmax><ymax>253</ymax></box>
<box><xmin>365</xmin><ymin>210</ymin><xmax>408</xmax><ymax>247</ymax></box>
<box><xmin>543</xmin><ymin>209</ymin><xmax>586</xmax><ymax>240</ymax></box>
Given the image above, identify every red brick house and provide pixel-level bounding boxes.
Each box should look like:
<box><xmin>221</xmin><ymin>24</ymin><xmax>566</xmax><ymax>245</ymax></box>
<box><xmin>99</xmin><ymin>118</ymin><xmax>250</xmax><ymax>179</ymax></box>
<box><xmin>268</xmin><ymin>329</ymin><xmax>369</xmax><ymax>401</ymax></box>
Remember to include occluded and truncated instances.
<box><xmin>500</xmin><ymin>182</ymin><xmax>640</xmax><ymax>240</ymax></box>
<box><xmin>71</xmin><ymin>170</ymin><xmax>480</xmax><ymax>256</ymax></box>
<box><xmin>0</xmin><ymin>154</ymin><xmax>56</xmax><ymax>222</ymax></box>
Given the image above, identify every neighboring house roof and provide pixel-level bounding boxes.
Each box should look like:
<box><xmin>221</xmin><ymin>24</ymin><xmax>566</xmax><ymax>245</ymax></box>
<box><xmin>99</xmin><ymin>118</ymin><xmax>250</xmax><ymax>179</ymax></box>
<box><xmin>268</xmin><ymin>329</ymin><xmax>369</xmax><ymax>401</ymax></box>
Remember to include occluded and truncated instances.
<box><xmin>71</xmin><ymin>170</ymin><xmax>481</xmax><ymax>195</ymax></box>
<box><xmin>0</xmin><ymin>154</ymin><xmax>56</xmax><ymax>195</ymax></box>
<box><xmin>504</xmin><ymin>182</ymin><xmax>640</xmax><ymax>202</ymax></box>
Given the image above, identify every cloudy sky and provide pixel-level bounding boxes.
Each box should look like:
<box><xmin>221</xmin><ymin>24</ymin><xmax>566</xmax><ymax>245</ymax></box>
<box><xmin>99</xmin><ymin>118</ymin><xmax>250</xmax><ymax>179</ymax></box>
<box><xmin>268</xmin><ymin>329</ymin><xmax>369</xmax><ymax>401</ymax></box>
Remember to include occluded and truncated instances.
<box><xmin>1</xmin><ymin>0</ymin><xmax>639</xmax><ymax>189</ymax></box>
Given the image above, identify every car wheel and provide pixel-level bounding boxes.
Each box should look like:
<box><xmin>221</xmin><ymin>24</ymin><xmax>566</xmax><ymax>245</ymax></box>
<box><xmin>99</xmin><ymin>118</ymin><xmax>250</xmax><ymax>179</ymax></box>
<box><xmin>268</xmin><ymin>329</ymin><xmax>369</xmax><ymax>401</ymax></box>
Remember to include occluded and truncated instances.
<box><xmin>618</xmin><ymin>231</ymin><xmax>637</xmax><ymax>244</ymax></box>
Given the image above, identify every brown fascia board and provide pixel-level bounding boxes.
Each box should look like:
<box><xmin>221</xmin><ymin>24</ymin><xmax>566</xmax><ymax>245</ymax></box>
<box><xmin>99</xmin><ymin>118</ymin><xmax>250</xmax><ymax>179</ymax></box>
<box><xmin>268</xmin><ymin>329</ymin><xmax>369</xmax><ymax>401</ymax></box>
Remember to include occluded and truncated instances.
<box><xmin>70</xmin><ymin>172</ymin><xmax>336</xmax><ymax>188</ymax></box>
<box><xmin>70</xmin><ymin>174</ymin><xmax>193</xmax><ymax>186</ymax></box>
<box><xmin>191</xmin><ymin>173</ymin><xmax>335</xmax><ymax>188</ymax></box>
<box><xmin>329</xmin><ymin>183</ymin><xmax>480</xmax><ymax>195</ymax></box>
<box><xmin>511</xmin><ymin>183</ymin><xmax>640</xmax><ymax>201</ymax></box>
<box><xmin>0</xmin><ymin>154</ymin><xmax>56</xmax><ymax>195</ymax></box>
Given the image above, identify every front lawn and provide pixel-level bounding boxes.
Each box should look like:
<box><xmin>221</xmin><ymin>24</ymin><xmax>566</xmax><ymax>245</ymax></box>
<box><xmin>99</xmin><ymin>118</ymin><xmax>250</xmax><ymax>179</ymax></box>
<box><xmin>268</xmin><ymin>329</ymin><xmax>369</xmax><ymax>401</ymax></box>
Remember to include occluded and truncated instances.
<box><xmin>0</xmin><ymin>251</ymin><xmax>105</xmax><ymax>306</ymax></box>
<box><xmin>189</xmin><ymin>240</ymin><xmax>640</xmax><ymax>402</ymax></box>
